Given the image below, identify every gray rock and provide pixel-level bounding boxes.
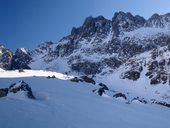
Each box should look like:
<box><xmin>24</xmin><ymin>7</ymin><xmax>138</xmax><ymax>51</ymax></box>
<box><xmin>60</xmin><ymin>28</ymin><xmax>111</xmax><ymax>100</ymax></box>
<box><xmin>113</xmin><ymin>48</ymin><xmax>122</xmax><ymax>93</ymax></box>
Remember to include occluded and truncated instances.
<box><xmin>12</xmin><ymin>48</ymin><xmax>31</xmax><ymax>69</ymax></box>
<box><xmin>0</xmin><ymin>88</ymin><xmax>8</xmax><ymax>97</ymax></box>
<box><xmin>80</xmin><ymin>76</ymin><xmax>96</xmax><ymax>85</ymax></box>
<box><xmin>98</xmin><ymin>83</ymin><xmax>109</xmax><ymax>90</ymax></box>
<box><xmin>0</xmin><ymin>45</ymin><xmax>13</xmax><ymax>70</ymax></box>
<box><xmin>9</xmin><ymin>81</ymin><xmax>36</xmax><ymax>99</ymax></box>
<box><xmin>71</xmin><ymin>61</ymin><xmax>100</xmax><ymax>75</ymax></box>
<box><xmin>113</xmin><ymin>93</ymin><xmax>127</xmax><ymax>100</ymax></box>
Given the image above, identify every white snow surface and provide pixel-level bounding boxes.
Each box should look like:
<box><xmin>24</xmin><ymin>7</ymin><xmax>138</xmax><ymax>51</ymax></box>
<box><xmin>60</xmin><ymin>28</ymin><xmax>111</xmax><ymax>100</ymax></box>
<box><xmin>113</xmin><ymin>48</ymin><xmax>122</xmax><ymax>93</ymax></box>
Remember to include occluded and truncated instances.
<box><xmin>0</xmin><ymin>70</ymin><xmax>72</xmax><ymax>80</ymax></box>
<box><xmin>122</xmin><ymin>27</ymin><xmax>170</xmax><ymax>39</ymax></box>
<box><xmin>0</xmin><ymin>70</ymin><xmax>170</xmax><ymax>128</ymax></box>
<box><xmin>0</xmin><ymin>68</ymin><xmax>4</xmax><ymax>71</ymax></box>
<box><xmin>20</xmin><ymin>48</ymin><xmax>27</xmax><ymax>54</ymax></box>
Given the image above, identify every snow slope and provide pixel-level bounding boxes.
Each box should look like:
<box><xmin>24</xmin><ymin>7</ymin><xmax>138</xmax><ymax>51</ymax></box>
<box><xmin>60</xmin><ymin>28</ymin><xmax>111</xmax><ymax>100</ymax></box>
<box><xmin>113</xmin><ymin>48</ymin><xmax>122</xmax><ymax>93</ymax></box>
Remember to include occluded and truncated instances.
<box><xmin>122</xmin><ymin>27</ymin><xmax>170</xmax><ymax>39</ymax></box>
<box><xmin>0</xmin><ymin>70</ymin><xmax>170</xmax><ymax>128</ymax></box>
<box><xmin>95</xmin><ymin>46</ymin><xmax>170</xmax><ymax>104</ymax></box>
<box><xmin>0</xmin><ymin>69</ymin><xmax>72</xmax><ymax>80</ymax></box>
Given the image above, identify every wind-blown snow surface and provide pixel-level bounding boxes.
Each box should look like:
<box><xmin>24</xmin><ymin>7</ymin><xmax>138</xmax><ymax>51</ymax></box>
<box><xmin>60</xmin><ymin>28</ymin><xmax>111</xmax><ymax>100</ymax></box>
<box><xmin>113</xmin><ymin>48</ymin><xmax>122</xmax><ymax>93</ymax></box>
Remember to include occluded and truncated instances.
<box><xmin>0</xmin><ymin>70</ymin><xmax>170</xmax><ymax>128</ymax></box>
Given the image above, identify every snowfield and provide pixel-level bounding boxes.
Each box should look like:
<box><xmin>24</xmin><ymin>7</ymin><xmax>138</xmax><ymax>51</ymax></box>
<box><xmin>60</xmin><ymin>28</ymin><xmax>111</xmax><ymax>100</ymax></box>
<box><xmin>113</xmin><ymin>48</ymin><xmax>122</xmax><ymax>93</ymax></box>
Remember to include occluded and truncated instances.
<box><xmin>0</xmin><ymin>70</ymin><xmax>170</xmax><ymax>128</ymax></box>
<box><xmin>0</xmin><ymin>69</ymin><xmax>73</xmax><ymax>80</ymax></box>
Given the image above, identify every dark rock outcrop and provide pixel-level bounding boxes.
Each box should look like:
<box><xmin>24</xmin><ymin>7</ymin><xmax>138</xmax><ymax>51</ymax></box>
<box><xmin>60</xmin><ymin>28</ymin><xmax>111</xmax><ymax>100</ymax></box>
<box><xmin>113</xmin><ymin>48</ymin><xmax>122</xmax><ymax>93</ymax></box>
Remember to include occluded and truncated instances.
<box><xmin>132</xmin><ymin>97</ymin><xmax>147</xmax><ymax>104</ymax></box>
<box><xmin>0</xmin><ymin>88</ymin><xmax>8</xmax><ymax>97</ymax></box>
<box><xmin>80</xmin><ymin>76</ymin><xmax>96</xmax><ymax>85</ymax></box>
<box><xmin>113</xmin><ymin>93</ymin><xmax>127</xmax><ymax>100</ymax></box>
<box><xmin>155</xmin><ymin>101</ymin><xmax>170</xmax><ymax>108</ymax></box>
<box><xmin>9</xmin><ymin>81</ymin><xmax>36</xmax><ymax>99</ymax></box>
<box><xmin>71</xmin><ymin>62</ymin><xmax>100</xmax><ymax>75</ymax></box>
<box><xmin>122</xmin><ymin>71</ymin><xmax>140</xmax><ymax>81</ymax></box>
<box><xmin>0</xmin><ymin>81</ymin><xmax>35</xmax><ymax>99</ymax></box>
<box><xmin>12</xmin><ymin>48</ymin><xmax>31</xmax><ymax>70</ymax></box>
<box><xmin>70</xmin><ymin>77</ymin><xmax>83</xmax><ymax>83</ymax></box>
<box><xmin>70</xmin><ymin>76</ymin><xmax>96</xmax><ymax>85</ymax></box>
<box><xmin>145</xmin><ymin>13</ymin><xmax>170</xmax><ymax>28</ymax></box>
<box><xmin>112</xmin><ymin>11</ymin><xmax>146</xmax><ymax>36</ymax></box>
<box><xmin>92</xmin><ymin>87</ymin><xmax>105</xmax><ymax>96</ymax></box>
<box><xmin>98</xmin><ymin>83</ymin><xmax>109</xmax><ymax>90</ymax></box>
<box><xmin>97</xmin><ymin>88</ymin><xmax>105</xmax><ymax>96</ymax></box>
<box><xmin>0</xmin><ymin>45</ymin><xmax>13</xmax><ymax>70</ymax></box>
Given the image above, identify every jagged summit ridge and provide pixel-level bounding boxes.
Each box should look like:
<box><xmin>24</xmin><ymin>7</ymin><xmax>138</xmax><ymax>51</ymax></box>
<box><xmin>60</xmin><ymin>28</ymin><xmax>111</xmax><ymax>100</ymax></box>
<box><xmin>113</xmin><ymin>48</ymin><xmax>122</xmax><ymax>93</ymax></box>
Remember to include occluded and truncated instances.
<box><xmin>145</xmin><ymin>13</ymin><xmax>170</xmax><ymax>28</ymax></box>
<box><xmin>24</xmin><ymin>12</ymin><xmax>170</xmax><ymax>75</ymax></box>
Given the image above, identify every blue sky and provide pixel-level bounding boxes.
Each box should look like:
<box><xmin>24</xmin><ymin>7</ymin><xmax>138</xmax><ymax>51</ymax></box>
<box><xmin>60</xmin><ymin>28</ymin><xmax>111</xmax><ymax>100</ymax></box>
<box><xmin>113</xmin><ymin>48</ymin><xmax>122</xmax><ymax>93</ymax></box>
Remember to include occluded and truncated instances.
<box><xmin>0</xmin><ymin>0</ymin><xmax>170</xmax><ymax>51</ymax></box>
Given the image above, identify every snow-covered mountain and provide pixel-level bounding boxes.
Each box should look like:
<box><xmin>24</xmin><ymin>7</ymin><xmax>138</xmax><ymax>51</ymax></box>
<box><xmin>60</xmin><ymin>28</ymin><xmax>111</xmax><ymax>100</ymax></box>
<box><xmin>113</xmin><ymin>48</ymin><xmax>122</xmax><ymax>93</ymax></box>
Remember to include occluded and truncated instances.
<box><xmin>0</xmin><ymin>45</ymin><xmax>31</xmax><ymax>70</ymax></box>
<box><xmin>1</xmin><ymin>12</ymin><xmax>170</xmax><ymax>75</ymax></box>
<box><xmin>1</xmin><ymin>12</ymin><xmax>170</xmax><ymax>100</ymax></box>
<box><xmin>1</xmin><ymin>11</ymin><xmax>170</xmax><ymax>127</ymax></box>
<box><xmin>28</xmin><ymin>12</ymin><xmax>170</xmax><ymax>75</ymax></box>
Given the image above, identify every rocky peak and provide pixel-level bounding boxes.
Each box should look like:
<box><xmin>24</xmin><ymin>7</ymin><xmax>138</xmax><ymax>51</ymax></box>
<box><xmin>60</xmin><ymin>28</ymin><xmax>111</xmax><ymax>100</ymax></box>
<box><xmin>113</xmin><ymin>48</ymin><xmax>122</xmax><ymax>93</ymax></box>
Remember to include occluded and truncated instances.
<box><xmin>112</xmin><ymin>11</ymin><xmax>134</xmax><ymax>21</ymax></box>
<box><xmin>15</xmin><ymin>48</ymin><xmax>31</xmax><ymax>62</ymax></box>
<box><xmin>15</xmin><ymin>48</ymin><xmax>28</xmax><ymax>56</ymax></box>
<box><xmin>145</xmin><ymin>13</ymin><xmax>170</xmax><ymax>28</ymax></box>
<box><xmin>112</xmin><ymin>11</ymin><xmax>146</xmax><ymax>36</ymax></box>
<box><xmin>145</xmin><ymin>13</ymin><xmax>162</xmax><ymax>27</ymax></box>
<box><xmin>11</xmin><ymin>48</ymin><xmax>31</xmax><ymax>70</ymax></box>
<box><xmin>71</xmin><ymin>16</ymin><xmax>111</xmax><ymax>39</ymax></box>
<box><xmin>82</xmin><ymin>15</ymin><xmax>110</xmax><ymax>29</ymax></box>
<box><xmin>0</xmin><ymin>44</ymin><xmax>5</xmax><ymax>49</ymax></box>
<box><xmin>151</xmin><ymin>13</ymin><xmax>160</xmax><ymax>19</ymax></box>
<box><xmin>134</xmin><ymin>15</ymin><xmax>146</xmax><ymax>27</ymax></box>
<box><xmin>82</xmin><ymin>16</ymin><xmax>95</xmax><ymax>27</ymax></box>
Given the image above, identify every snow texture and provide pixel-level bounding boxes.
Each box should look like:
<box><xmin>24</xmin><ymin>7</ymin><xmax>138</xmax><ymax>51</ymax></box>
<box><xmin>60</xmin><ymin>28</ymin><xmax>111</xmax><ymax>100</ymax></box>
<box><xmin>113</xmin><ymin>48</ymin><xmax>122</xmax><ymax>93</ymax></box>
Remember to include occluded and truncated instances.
<box><xmin>0</xmin><ymin>70</ymin><xmax>169</xmax><ymax>128</ymax></box>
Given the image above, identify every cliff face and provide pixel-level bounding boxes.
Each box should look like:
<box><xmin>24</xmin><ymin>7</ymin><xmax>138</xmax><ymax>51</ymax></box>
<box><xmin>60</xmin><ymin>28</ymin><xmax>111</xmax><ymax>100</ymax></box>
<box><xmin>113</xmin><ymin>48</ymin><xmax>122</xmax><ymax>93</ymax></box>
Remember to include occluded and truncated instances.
<box><xmin>0</xmin><ymin>45</ymin><xmax>13</xmax><ymax>70</ymax></box>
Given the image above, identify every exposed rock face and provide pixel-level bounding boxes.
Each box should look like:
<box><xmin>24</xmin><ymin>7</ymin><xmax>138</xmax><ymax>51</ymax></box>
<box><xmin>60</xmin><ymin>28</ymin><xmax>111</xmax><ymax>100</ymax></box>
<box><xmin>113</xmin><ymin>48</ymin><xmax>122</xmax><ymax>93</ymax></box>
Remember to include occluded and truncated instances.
<box><xmin>9</xmin><ymin>80</ymin><xmax>36</xmax><ymax>99</ymax></box>
<box><xmin>145</xmin><ymin>13</ymin><xmax>170</xmax><ymax>28</ymax></box>
<box><xmin>98</xmin><ymin>83</ymin><xmax>109</xmax><ymax>90</ymax></box>
<box><xmin>80</xmin><ymin>76</ymin><xmax>96</xmax><ymax>85</ymax></box>
<box><xmin>70</xmin><ymin>76</ymin><xmax>96</xmax><ymax>84</ymax></box>
<box><xmin>0</xmin><ymin>81</ymin><xmax>35</xmax><ymax>99</ymax></box>
<box><xmin>155</xmin><ymin>101</ymin><xmax>170</xmax><ymax>108</ymax></box>
<box><xmin>97</xmin><ymin>88</ymin><xmax>105</xmax><ymax>96</ymax></box>
<box><xmin>12</xmin><ymin>48</ymin><xmax>31</xmax><ymax>69</ymax></box>
<box><xmin>121</xmin><ymin>45</ymin><xmax>170</xmax><ymax>85</ymax></box>
<box><xmin>0</xmin><ymin>45</ymin><xmax>13</xmax><ymax>70</ymax></box>
<box><xmin>71</xmin><ymin>16</ymin><xmax>112</xmax><ymax>39</ymax></box>
<box><xmin>71</xmin><ymin>62</ymin><xmax>100</xmax><ymax>75</ymax></box>
<box><xmin>0</xmin><ymin>45</ymin><xmax>32</xmax><ymax>70</ymax></box>
<box><xmin>113</xmin><ymin>93</ymin><xmax>127</xmax><ymax>100</ymax></box>
<box><xmin>92</xmin><ymin>87</ymin><xmax>106</xmax><ymax>96</ymax></box>
<box><xmin>0</xmin><ymin>88</ymin><xmax>8</xmax><ymax>97</ymax></box>
<box><xmin>121</xmin><ymin>60</ymin><xmax>143</xmax><ymax>81</ymax></box>
<box><xmin>122</xmin><ymin>71</ymin><xmax>140</xmax><ymax>81</ymax></box>
<box><xmin>112</xmin><ymin>11</ymin><xmax>146</xmax><ymax>36</ymax></box>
